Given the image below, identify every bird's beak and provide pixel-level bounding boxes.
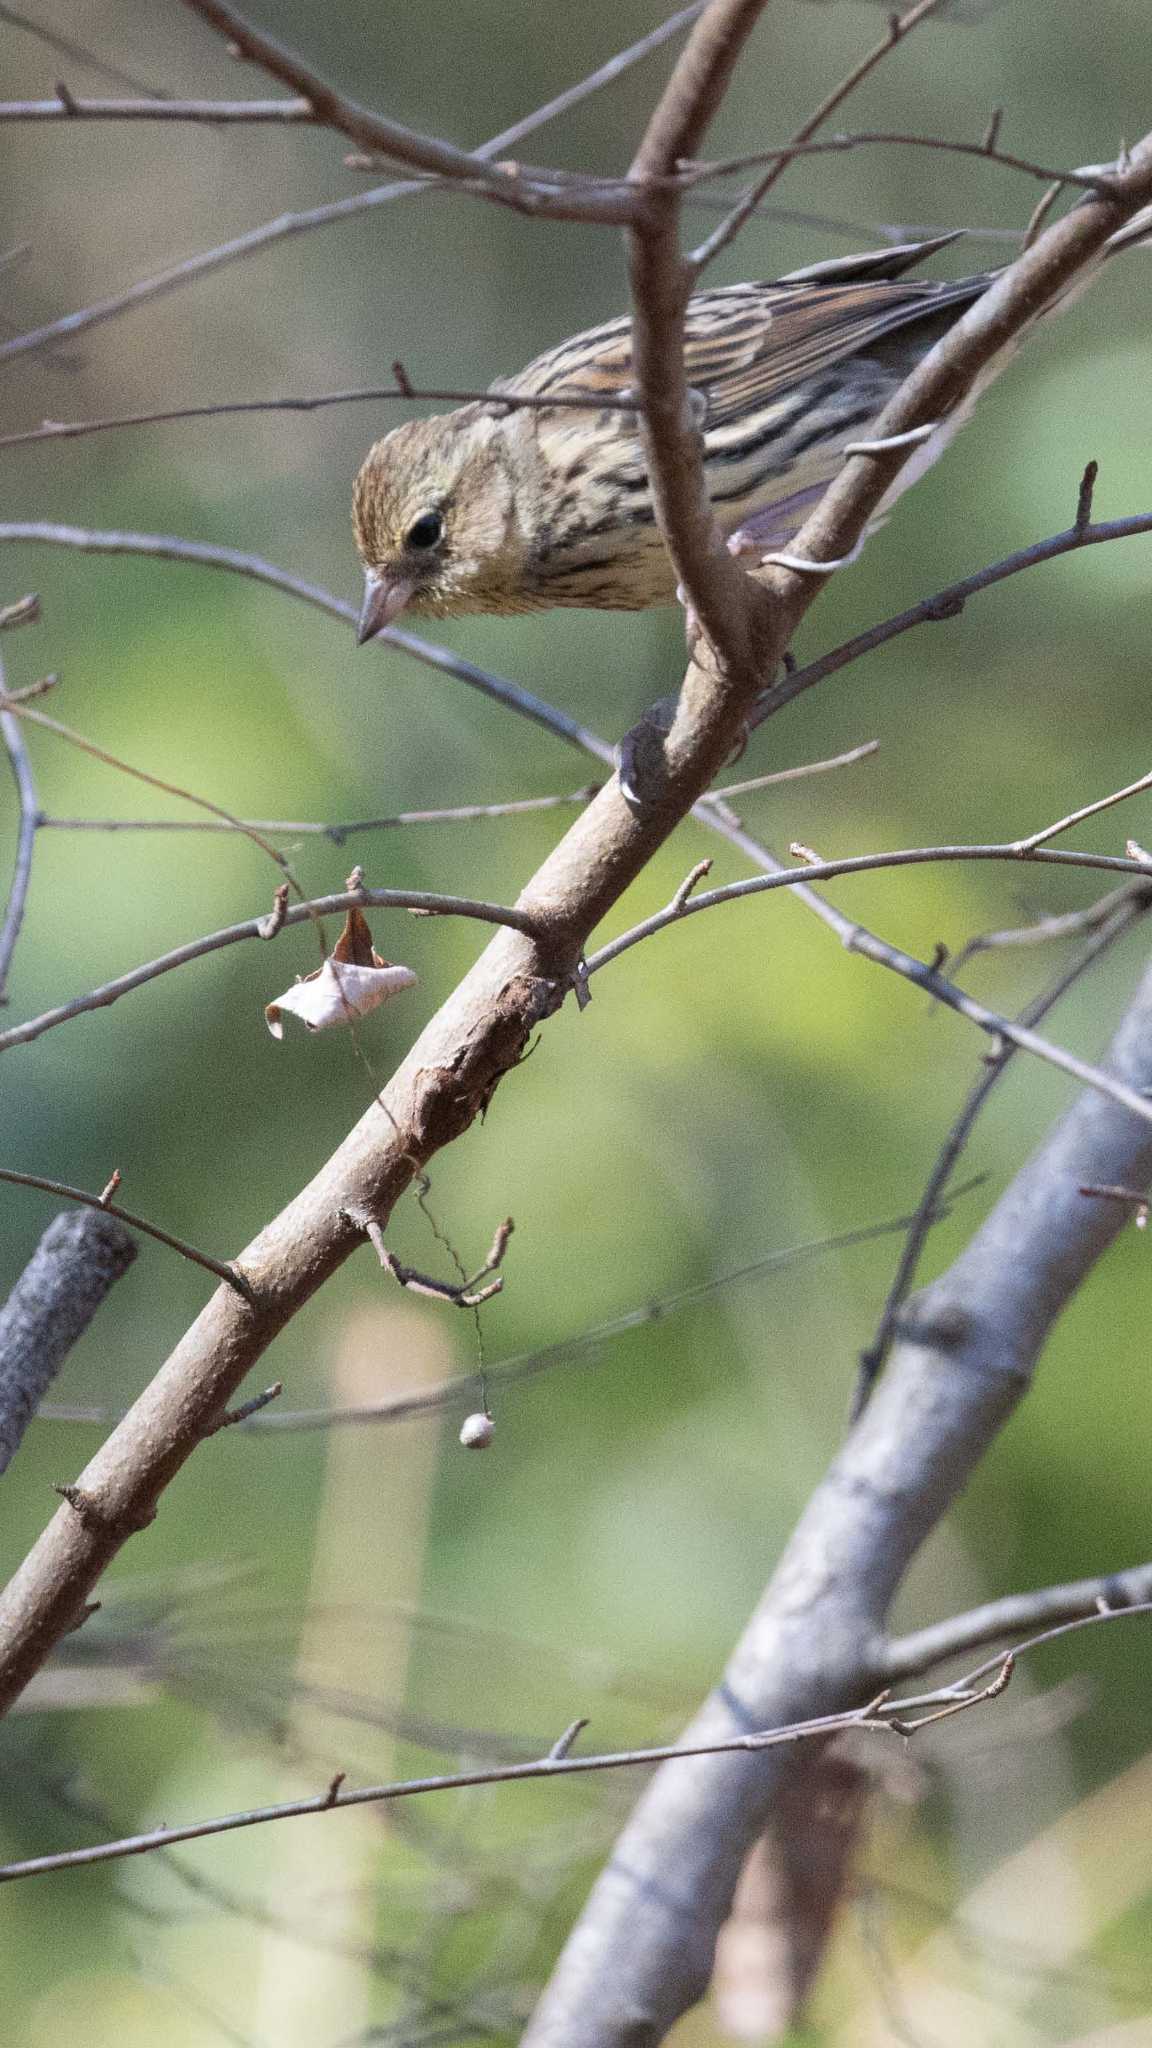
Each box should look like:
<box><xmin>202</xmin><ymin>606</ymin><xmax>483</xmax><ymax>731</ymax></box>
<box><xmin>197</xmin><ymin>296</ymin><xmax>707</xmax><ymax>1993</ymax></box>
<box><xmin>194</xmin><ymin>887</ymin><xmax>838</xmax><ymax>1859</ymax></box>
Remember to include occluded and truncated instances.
<box><xmin>356</xmin><ymin>570</ymin><xmax>414</xmax><ymax>644</ymax></box>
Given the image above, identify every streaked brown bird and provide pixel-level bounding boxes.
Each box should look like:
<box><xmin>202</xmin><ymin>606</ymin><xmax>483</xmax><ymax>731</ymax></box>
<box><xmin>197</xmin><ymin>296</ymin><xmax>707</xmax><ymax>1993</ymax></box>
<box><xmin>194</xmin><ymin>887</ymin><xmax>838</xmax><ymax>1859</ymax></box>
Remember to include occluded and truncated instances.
<box><xmin>353</xmin><ymin>225</ymin><xmax>1145</xmax><ymax>639</ymax></box>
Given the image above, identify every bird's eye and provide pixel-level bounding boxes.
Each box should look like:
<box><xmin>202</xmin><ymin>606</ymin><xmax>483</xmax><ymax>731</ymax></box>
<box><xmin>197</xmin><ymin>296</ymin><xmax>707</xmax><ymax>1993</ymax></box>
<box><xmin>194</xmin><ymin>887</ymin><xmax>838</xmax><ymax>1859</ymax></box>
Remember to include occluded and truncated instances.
<box><xmin>405</xmin><ymin>511</ymin><xmax>444</xmax><ymax>551</ymax></box>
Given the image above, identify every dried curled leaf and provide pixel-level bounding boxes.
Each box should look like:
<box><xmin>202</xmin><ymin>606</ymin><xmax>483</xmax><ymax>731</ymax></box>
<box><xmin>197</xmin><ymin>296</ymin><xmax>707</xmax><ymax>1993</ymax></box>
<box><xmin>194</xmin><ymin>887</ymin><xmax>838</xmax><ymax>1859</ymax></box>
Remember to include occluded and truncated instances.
<box><xmin>265</xmin><ymin>906</ymin><xmax>417</xmax><ymax>1038</ymax></box>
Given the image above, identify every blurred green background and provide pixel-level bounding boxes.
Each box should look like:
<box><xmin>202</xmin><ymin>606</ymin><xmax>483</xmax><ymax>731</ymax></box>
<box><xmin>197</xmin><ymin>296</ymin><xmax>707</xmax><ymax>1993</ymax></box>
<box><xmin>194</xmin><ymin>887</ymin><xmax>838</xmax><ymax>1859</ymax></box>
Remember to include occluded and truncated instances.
<box><xmin>2</xmin><ymin>1</ymin><xmax>1152</xmax><ymax>2041</ymax></box>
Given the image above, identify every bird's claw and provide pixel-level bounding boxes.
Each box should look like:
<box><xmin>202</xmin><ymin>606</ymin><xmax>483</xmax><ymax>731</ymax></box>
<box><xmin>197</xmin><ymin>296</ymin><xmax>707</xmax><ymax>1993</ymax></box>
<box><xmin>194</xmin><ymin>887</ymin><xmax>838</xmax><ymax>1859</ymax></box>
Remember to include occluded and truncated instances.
<box><xmin>617</xmin><ymin>696</ymin><xmax>678</xmax><ymax>811</ymax></box>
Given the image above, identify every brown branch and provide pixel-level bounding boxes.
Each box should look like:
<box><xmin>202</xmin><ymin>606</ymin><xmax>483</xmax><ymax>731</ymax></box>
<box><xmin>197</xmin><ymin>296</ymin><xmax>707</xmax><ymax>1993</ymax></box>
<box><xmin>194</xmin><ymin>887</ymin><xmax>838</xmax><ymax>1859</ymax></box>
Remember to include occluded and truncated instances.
<box><xmin>0</xmin><ymin>1212</ymin><xmax>136</xmax><ymax>1476</ymax></box>
<box><xmin>691</xmin><ymin>0</ymin><xmax>946</xmax><ymax>270</ymax></box>
<box><xmin>39</xmin><ymin>1203</ymin><xmax>955</xmax><ymax>1433</ymax></box>
<box><xmin>0</xmin><ymin>1168</ymin><xmax>252</xmax><ymax>1299</ymax></box>
<box><xmin>181</xmin><ymin>0</ymin><xmax>635</xmax><ymax>223</ymax></box>
<box><xmin>624</xmin><ymin>0</ymin><xmax>770</xmax><ymax>670</ymax></box>
<box><xmin>0</xmin><ymin>3</ymin><xmax>704</xmax><ymax>367</ymax></box>
<box><xmin>765</xmin><ymin>500</ymin><xmax>1152</xmax><ymax>719</ymax></box>
<box><xmin>0</xmin><ymin>884</ymin><xmax>545</xmax><ymax>1056</ymax></box>
<box><xmin>0</xmin><ymin>379</ymin><xmax>643</xmax><ymax>455</ymax></box>
<box><xmin>689</xmin><ymin>130</ymin><xmax>1115</xmax><ymax>194</ymax></box>
<box><xmin>523</xmin><ymin>105</ymin><xmax>1152</xmax><ymax>2048</ymax></box>
<box><xmin>0</xmin><ymin>93</ymin><xmax>317</xmax><ymax>122</ymax></box>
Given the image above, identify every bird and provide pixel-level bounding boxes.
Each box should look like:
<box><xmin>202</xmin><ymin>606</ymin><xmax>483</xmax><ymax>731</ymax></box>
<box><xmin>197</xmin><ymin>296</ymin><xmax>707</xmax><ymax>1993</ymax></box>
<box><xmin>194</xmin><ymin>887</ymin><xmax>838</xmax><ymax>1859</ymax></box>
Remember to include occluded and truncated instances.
<box><xmin>353</xmin><ymin>221</ymin><xmax>1146</xmax><ymax>641</ymax></box>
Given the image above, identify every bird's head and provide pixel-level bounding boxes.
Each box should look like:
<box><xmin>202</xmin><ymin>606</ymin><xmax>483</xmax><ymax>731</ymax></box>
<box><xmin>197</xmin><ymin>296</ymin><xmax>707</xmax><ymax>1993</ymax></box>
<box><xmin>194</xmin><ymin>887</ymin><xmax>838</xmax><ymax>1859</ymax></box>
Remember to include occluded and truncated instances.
<box><xmin>352</xmin><ymin>406</ymin><xmax>533</xmax><ymax>635</ymax></box>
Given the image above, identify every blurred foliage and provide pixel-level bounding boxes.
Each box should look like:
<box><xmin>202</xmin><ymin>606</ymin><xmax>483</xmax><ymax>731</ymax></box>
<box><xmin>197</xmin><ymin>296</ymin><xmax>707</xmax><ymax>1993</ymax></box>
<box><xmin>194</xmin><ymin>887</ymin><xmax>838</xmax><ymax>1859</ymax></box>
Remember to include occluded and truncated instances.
<box><xmin>2</xmin><ymin>1</ymin><xmax>1152</xmax><ymax>2042</ymax></box>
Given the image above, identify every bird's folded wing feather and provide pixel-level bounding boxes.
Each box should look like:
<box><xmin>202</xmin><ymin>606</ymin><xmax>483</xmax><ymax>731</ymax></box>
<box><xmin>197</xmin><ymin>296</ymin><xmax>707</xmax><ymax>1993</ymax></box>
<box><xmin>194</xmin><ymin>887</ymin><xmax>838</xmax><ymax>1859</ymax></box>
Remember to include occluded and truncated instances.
<box><xmin>496</xmin><ymin>275</ymin><xmax>989</xmax><ymax>429</ymax></box>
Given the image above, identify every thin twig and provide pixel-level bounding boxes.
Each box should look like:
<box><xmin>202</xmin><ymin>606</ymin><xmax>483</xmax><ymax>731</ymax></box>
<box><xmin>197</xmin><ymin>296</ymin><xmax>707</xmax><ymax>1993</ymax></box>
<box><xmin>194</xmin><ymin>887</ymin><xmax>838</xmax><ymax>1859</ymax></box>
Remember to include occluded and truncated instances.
<box><xmin>2</xmin><ymin>1602</ymin><xmax>1145</xmax><ymax>1885</ymax></box>
<box><xmin>947</xmin><ymin>882</ymin><xmax>1140</xmax><ymax>977</ymax></box>
<box><xmin>39</xmin><ymin>1200</ymin><xmax>964</xmax><ymax>1431</ymax></box>
<box><xmin>759</xmin><ymin>505</ymin><xmax>1152</xmax><ymax>720</ymax></box>
<box><xmin>181</xmin><ymin>0</ymin><xmax>635</xmax><ymax>223</ymax></box>
<box><xmin>0</xmin><ymin>2</ymin><xmax>706</xmax><ymax>366</ymax></box>
<box><xmin>0</xmin><ymin>884</ymin><xmax>541</xmax><ymax>1055</ymax></box>
<box><xmin>0</xmin><ymin>2</ymin><xmax>171</xmax><ymax>96</ymax></box>
<box><xmin>0</xmin><ymin>93</ymin><xmax>318</xmax><ymax>123</ymax></box>
<box><xmin>691</xmin><ymin>0</ymin><xmax>945</xmax><ymax>269</ymax></box>
<box><xmin>715</xmin><ymin>740</ymin><xmax>879</xmax><ymax>796</ymax></box>
<box><xmin>1013</xmin><ymin>767</ymin><xmax>1152</xmax><ymax>853</ymax></box>
<box><xmin>0</xmin><ymin>1167</ymin><xmax>252</xmax><ymax>1299</ymax></box>
<box><xmin>0</xmin><ymin>1677</ymin><xmax>999</xmax><ymax>1884</ymax></box>
<box><xmin>0</xmin><ymin>380</ymin><xmax>646</xmax><ymax>455</ymax></box>
<box><xmin>0</xmin><ymin>693</ymin><xmax>302</xmax><ymax>894</ymax></box>
<box><xmin>855</xmin><ymin>884</ymin><xmax>1152</xmax><ymax>1409</ymax></box>
<box><xmin>37</xmin><ymin>788</ymin><xmax>602</xmax><ymax>839</ymax></box>
<box><xmin>0</xmin><ymin>525</ymin><xmax>615</xmax><ymax>763</ymax></box>
<box><xmin>0</xmin><ymin>651</ymin><xmax>40</xmax><ymax>1004</ymax></box>
<box><xmin>689</xmin><ymin>131</ymin><xmax>1116</xmax><ymax>194</ymax></box>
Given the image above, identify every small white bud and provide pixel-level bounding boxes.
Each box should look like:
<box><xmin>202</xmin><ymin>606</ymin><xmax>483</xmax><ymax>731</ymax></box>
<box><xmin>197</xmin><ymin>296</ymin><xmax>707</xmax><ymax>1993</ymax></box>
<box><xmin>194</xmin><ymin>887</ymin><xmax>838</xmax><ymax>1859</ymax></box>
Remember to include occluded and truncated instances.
<box><xmin>459</xmin><ymin>1411</ymin><xmax>494</xmax><ymax>1449</ymax></box>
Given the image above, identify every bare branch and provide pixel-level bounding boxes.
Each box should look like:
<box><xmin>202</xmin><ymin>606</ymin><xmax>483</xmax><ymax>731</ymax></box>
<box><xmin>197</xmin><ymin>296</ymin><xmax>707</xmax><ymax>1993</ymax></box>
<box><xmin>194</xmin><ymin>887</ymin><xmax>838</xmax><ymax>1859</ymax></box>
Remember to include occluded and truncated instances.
<box><xmin>0</xmin><ymin>4</ymin><xmax>704</xmax><ymax>366</ymax></box>
<box><xmin>0</xmin><ymin>1213</ymin><xmax>136</xmax><ymax>1476</ymax></box>
<box><xmin>761</xmin><ymin>503</ymin><xmax>1152</xmax><ymax>718</ymax></box>
<box><xmin>0</xmin><ymin>379</ymin><xmax>643</xmax><ymax>455</ymax></box>
<box><xmin>37</xmin><ymin>787</ymin><xmax>602</xmax><ymax>839</ymax></box>
<box><xmin>0</xmin><ymin>1167</ymin><xmax>251</xmax><ymax>1298</ymax></box>
<box><xmin>691</xmin><ymin>0</ymin><xmax>946</xmax><ymax>270</ymax></box>
<box><xmin>181</xmin><ymin>0</ymin><xmax>635</xmax><ymax>223</ymax></box>
<box><xmin>947</xmin><ymin>882</ymin><xmax>1142</xmax><ymax>975</ymax></box>
<box><xmin>0</xmin><ymin>883</ymin><xmax>545</xmax><ymax>1056</ymax></box>
<box><xmin>885</xmin><ymin>1567</ymin><xmax>1152</xmax><ymax>1680</ymax></box>
<box><xmin>526</xmin><ymin>950</ymin><xmax>1152</xmax><ymax>2045</ymax></box>
<box><xmin>0</xmin><ymin>524</ymin><xmax>615</xmax><ymax>762</ymax></box>
<box><xmin>690</xmin><ymin>131</ymin><xmax>1116</xmax><ymax>195</ymax></box>
<box><xmin>0</xmin><ymin>93</ymin><xmax>318</xmax><ymax>123</ymax></box>
<box><xmin>0</xmin><ymin>1603</ymin><xmax>1142</xmax><ymax>1886</ymax></box>
<box><xmin>0</xmin><ymin>651</ymin><xmax>40</xmax><ymax>1003</ymax></box>
<box><xmin>1013</xmin><ymin>767</ymin><xmax>1152</xmax><ymax>853</ymax></box>
<box><xmin>625</xmin><ymin>0</ymin><xmax>770</xmax><ymax>670</ymax></box>
<box><xmin>856</xmin><ymin>883</ymin><xmax>1152</xmax><ymax>1407</ymax></box>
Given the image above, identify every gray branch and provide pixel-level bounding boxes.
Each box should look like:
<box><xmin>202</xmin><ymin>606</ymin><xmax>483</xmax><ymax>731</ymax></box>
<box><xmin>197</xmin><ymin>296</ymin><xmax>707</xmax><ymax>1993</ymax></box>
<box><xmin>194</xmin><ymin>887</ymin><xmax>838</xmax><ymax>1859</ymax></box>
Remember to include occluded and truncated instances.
<box><xmin>524</xmin><ymin>952</ymin><xmax>1152</xmax><ymax>2045</ymax></box>
<box><xmin>0</xmin><ymin>1213</ymin><xmax>136</xmax><ymax>1475</ymax></box>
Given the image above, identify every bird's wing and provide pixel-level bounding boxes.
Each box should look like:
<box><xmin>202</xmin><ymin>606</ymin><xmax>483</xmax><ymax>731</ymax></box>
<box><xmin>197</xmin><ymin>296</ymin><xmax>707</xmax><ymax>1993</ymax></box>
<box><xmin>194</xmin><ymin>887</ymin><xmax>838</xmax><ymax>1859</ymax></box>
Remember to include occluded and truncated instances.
<box><xmin>497</xmin><ymin>272</ymin><xmax>990</xmax><ymax>429</ymax></box>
